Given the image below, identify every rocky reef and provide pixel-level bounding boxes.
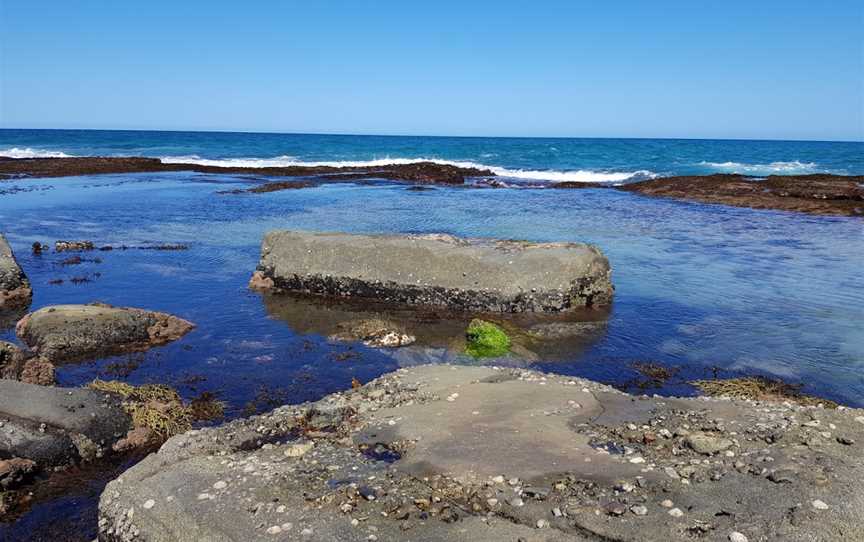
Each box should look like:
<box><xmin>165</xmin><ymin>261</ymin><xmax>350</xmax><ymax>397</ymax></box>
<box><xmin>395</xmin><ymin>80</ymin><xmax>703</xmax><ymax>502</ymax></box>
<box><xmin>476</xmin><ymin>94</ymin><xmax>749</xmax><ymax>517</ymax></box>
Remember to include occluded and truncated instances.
<box><xmin>618</xmin><ymin>173</ymin><xmax>864</xmax><ymax>217</ymax></box>
<box><xmin>97</xmin><ymin>364</ymin><xmax>864</xmax><ymax>542</ymax></box>
<box><xmin>251</xmin><ymin>231</ymin><xmax>614</xmax><ymax>313</ymax></box>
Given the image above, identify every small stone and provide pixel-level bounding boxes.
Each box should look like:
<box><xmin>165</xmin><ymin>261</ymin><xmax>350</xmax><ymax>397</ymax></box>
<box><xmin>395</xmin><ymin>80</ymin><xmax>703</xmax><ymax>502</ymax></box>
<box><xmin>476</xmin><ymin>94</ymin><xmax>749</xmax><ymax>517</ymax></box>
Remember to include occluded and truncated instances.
<box><xmin>605</xmin><ymin>502</ymin><xmax>627</xmax><ymax>516</ymax></box>
<box><xmin>143</xmin><ymin>499</ymin><xmax>155</xmax><ymax>510</ymax></box>
<box><xmin>284</xmin><ymin>442</ymin><xmax>314</xmax><ymax>458</ymax></box>
<box><xmin>661</xmin><ymin>499</ymin><xmax>674</xmax><ymax>508</ymax></box>
<box><xmin>536</xmin><ymin>519</ymin><xmax>549</xmax><ymax>528</ymax></box>
<box><xmin>685</xmin><ymin>433</ymin><xmax>734</xmax><ymax>455</ymax></box>
<box><xmin>301</xmin><ymin>528</ymin><xmax>314</xmax><ymax>536</ymax></box>
<box><xmin>552</xmin><ymin>507</ymin><xmax>563</xmax><ymax>517</ymax></box>
<box><xmin>631</xmin><ymin>505</ymin><xmax>648</xmax><ymax>516</ymax></box>
<box><xmin>266</xmin><ymin>526</ymin><xmax>282</xmax><ymax>535</ymax></box>
<box><xmin>812</xmin><ymin>499</ymin><xmax>829</xmax><ymax>510</ymax></box>
<box><xmin>837</xmin><ymin>436</ymin><xmax>855</xmax><ymax>445</ymax></box>
<box><xmin>668</xmin><ymin>507</ymin><xmax>684</xmax><ymax>518</ymax></box>
<box><xmin>629</xmin><ymin>457</ymin><xmax>645</xmax><ymax>464</ymax></box>
<box><xmin>486</xmin><ymin>498</ymin><xmax>499</xmax><ymax>507</ymax></box>
<box><xmin>491</xmin><ymin>475</ymin><xmax>505</xmax><ymax>483</ymax></box>
<box><xmin>768</xmin><ymin>469</ymin><xmax>795</xmax><ymax>484</ymax></box>
<box><xmin>213</xmin><ymin>481</ymin><xmax>228</xmax><ymax>490</ymax></box>
<box><xmin>664</xmin><ymin>467</ymin><xmax>680</xmax><ymax>479</ymax></box>
<box><xmin>729</xmin><ymin>532</ymin><xmax>748</xmax><ymax>542</ymax></box>
<box><xmin>508</xmin><ymin>497</ymin><xmax>525</xmax><ymax>507</ymax></box>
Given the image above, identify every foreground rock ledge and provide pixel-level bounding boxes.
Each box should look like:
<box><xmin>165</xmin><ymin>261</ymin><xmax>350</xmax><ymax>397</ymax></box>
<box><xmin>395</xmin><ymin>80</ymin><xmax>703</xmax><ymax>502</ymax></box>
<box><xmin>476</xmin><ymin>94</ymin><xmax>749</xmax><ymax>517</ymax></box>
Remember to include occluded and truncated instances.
<box><xmin>99</xmin><ymin>365</ymin><xmax>863</xmax><ymax>542</ymax></box>
<box><xmin>0</xmin><ymin>234</ymin><xmax>32</xmax><ymax>312</ymax></box>
<box><xmin>16</xmin><ymin>304</ymin><xmax>195</xmax><ymax>362</ymax></box>
<box><xmin>251</xmin><ymin>232</ymin><xmax>613</xmax><ymax>312</ymax></box>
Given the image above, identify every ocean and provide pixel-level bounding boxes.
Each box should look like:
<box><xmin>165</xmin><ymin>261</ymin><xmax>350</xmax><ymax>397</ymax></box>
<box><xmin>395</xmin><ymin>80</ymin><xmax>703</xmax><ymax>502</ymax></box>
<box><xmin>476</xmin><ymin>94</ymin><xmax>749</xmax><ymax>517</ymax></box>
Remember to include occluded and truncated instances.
<box><xmin>2</xmin><ymin>129</ymin><xmax>863</xmax><ymax>182</ymax></box>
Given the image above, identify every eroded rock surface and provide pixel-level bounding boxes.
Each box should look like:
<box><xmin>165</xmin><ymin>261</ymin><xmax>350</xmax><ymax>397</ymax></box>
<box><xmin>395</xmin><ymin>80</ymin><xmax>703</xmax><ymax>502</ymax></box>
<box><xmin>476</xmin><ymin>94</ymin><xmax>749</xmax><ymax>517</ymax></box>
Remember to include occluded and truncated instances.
<box><xmin>0</xmin><ymin>340</ymin><xmax>55</xmax><ymax>385</ymax></box>
<box><xmin>252</xmin><ymin>231</ymin><xmax>613</xmax><ymax>313</ymax></box>
<box><xmin>16</xmin><ymin>303</ymin><xmax>195</xmax><ymax>362</ymax></box>
<box><xmin>0</xmin><ymin>234</ymin><xmax>32</xmax><ymax>313</ymax></box>
<box><xmin>99</xmin><ymin>365</ymin><xmax>864</xmax><ymax>541</ymax></box>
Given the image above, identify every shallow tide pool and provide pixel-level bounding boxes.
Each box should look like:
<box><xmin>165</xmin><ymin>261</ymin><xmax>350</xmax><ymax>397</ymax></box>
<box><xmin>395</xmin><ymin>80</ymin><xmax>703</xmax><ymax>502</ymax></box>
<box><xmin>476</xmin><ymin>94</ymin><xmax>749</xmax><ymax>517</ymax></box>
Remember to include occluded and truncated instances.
<box><xmin>2</xmin><ymin>171</ymin><xmax>863</xmax><ymax>411</ymax></box>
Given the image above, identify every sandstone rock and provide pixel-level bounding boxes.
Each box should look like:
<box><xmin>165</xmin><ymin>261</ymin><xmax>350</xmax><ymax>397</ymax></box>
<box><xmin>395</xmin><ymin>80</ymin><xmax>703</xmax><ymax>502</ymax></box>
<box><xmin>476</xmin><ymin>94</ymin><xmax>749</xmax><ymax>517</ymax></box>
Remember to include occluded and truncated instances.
<box><xmin>0</xmin><ymin>234</ymin><xmax>32</xmax><ymax>312</ymax></box>
<box><xmin>16</xmin><ymin>303</ymin><xmax>195</xmax><ymax>362</ymax></box>
<box><xmin>98</xmin><ymin>365</ymin><xmax>864</xmax><ymax>542</ymax></box>
<box><xmin>251</xmin><ymin>231</ymin><xmax>613</xmax><ymax>312</ymax></box>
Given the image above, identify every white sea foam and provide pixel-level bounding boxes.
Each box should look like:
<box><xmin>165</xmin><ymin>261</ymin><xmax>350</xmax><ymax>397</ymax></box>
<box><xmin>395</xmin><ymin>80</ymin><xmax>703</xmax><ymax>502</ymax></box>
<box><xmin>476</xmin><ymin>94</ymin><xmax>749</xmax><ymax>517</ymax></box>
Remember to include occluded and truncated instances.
<box><xmin>159</xmin><ymin>155</ymin><xmax>653</xmax><ymax>183</ymax></box>
<box><xmin>0</xmin><ymin>147</ymin><xmax>76</xmax><ymax>158</ymax></box>
<box><xmin>699</xmin><ymin>160</ymin><xmax>820</xmax><ymax>175</ymax></box>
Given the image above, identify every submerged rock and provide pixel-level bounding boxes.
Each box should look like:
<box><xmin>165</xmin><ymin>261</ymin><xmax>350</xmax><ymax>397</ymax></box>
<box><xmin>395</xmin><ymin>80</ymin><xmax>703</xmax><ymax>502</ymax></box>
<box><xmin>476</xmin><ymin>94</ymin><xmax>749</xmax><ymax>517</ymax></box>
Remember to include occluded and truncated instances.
<box><xmin>0</xmin><ymin>234</ymin><xmax>32</xmax><ymax>312</ymax></box>
<box><xmin>98</xmin><ymin>365</ymin><xmax>864</xmax><ymax>542</ymax></box>
<box><xmin>16</xmin><ymin>303</ymin><xmax>195</xmax><ymax>362</ymax></box>
<box><xmin>251</xmin><ymin>231</ymin><xmax>613</xmax><ymax>313</ymax></box>
<box><xmin>329</xmin><ymin>318</ymin><xmax>416</xmax><ymax>348</ymax></box>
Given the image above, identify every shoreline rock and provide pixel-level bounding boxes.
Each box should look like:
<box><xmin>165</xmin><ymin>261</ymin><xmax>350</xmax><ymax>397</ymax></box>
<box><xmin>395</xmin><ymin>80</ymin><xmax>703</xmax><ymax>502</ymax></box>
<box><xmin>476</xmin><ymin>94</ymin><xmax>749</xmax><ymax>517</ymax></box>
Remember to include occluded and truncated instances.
<box><xmin>97</xmin><ymin>364</ymin><xmax>864</xmax><ymax>541</ymax></box>
<box><xmin>251</xmin><ymin>231</ymin><xmax>613</xmax><ymax>313</ymax></box>
<box><xmin>0</xmin><ymin>157</ymin><xmax>492</xmax><ymax>185</ymax></box>
<box><xmin>0</xmin><ymin>234</ymin><xmax>32</xmax><ymax>313</ymax></box>
<box><xmin>16</xmin><ymin>303</ymin><xmax>195</xmax><ymax>363</ymax></box>
<box><xmin>618</xmin><ymin>173</ymin><xmax>864</xmax><ymax>217</ymax></box>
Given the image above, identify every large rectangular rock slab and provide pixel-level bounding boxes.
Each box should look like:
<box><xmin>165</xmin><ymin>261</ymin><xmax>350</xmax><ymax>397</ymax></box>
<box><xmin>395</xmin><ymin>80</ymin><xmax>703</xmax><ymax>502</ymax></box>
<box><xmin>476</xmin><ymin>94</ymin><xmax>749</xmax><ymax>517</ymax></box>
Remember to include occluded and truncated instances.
<box><xmin>251</xmin><ymin>231</ymin><xmax>613</xmax><ymax>312</ymax></box>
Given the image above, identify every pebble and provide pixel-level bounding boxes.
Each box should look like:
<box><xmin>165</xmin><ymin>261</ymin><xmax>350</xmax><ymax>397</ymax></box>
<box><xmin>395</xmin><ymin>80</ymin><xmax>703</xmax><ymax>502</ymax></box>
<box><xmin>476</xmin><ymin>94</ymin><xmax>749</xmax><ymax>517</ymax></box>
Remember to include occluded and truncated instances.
<box><xmin>729</xmin><ymin>532</ymin><xmax>748</xmax><ymax>542</ymax></box>
<box><xmin>143</xmin><ymin>499</ymin><xmax>155</xmax><ymax>510</ymax></box>
<box><xmin>629</xmin><ymin>457</ymin><xmax>645</xmax><ymax>464</ymax></box>
<box><xmin>507</xmin><ymin>497</ymin><xmax>525</xmax><ymax>507</ymax></box>
<box><xmin>812</xmin><ymin>499</ymin><xmax>829</xmax><ymax>510</ymax></box>
<box><xmin>668</xmin><ymin>507</ymin><xmax>684</xmax><ymax>518</ymax></box>
<box><xmin>536</xmin><ymin>519</ymin><xmax>549</xmax><ymax>528</ymax></box>
<box><xmin>266</xmin><ymin>526</ymin><xmax>282</xmax><ymax>535</ymax></box>
<box><xmin>213</xmin><ymin>481</ymin><xmax>228</xmax><ymax>490</ymax></box>
<box><xmin>661</xmin><ymin>499</ymin><xmax>674</xmax><ymax>508</ymax></box>
<box><xmin>630</xmin><ymin>505</ymin><xmax>648</xmax><ymax>516</ymax></box>
<box><xmin>837</xmin><ymin>436</ymin><xmax>855</xmax><ymax>445</ymax></box>
<box><xmin>284</xmin><ymin>442</ymin><xmax>314</xmax><ymax>458</ymax></box>
<box><xmin>301</xmin><ymin>528</ymin><xmax>314</xmax><ymax>536</ymax></box>
<box><xmin>491</xmin><ymin>475</ymin><xmax>505</xmax><ymax>483</ymax></box>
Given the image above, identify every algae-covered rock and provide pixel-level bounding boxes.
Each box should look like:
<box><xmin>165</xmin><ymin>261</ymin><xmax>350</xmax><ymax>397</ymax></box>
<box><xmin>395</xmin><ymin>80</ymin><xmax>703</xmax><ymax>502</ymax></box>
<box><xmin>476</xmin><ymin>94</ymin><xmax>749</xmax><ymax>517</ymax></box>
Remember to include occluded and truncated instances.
<box><xmin>465</xmin><ymin>319</ymin><xmax>511</xmax><ymax>358</ymax></box>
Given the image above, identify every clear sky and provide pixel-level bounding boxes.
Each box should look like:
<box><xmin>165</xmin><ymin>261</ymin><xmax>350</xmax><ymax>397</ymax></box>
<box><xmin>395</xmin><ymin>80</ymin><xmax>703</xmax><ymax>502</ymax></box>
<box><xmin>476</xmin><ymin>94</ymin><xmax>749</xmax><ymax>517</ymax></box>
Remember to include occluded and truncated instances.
<box><xmin>1</xmin><ymin>1</ymin><xmax>862</xmax><ymax>141</ymax></box>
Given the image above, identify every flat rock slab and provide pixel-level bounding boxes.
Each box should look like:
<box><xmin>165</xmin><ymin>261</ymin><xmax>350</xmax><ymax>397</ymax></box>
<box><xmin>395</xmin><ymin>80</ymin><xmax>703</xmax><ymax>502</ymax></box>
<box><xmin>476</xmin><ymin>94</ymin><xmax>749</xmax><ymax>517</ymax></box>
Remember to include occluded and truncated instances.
<box><xmin>16</xmin><ymin>304</ymin><xmax>195</xmax><ymax>362</ymax></box>
<box><xmin>0</xmin><ymin>379</ymin><xmax>131</xmax><ymax>465</ymax></box>
<box><xmin>252</xmin><ymin>231</ymin><xmax>613</xmax><ymax>313</ymax></box>
<box><xmin>99</xmin><ymin>365</ymin><xmax>864</xmax><ymax>542</ymax></box>
<box><xmin>0</xmin><ymin>234</ymin><xmax>32</xmax><ymax>312</ymax></box>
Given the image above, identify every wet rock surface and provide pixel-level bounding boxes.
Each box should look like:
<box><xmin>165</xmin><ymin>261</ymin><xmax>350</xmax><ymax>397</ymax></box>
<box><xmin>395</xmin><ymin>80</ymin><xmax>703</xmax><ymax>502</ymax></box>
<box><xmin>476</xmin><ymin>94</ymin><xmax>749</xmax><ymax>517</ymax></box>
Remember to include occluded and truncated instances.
<box><xmin>0</xmin><ymin>379</ymin><xmax>131</xmax><ymax>466</ymax></box>
<box><xmin>99</xmin><ymin>365</ymin><xmax>864</xmax><ymax>541</ymax></box>
<box><xmin>618</xmin><ymin>174</ymin><xmax>864</xmax><ymax>217</ymax></box>
<box><xmin>16</xmin><ymin>303</ymin><xmax>195</xmax><ymax>363</ymax></box>
<box><xmin>0</xmin><ymin>340</ymin><xmax>55</xmax><ymax>386</ymax></box>
<box><xmin>0</xmin><ymin>157</ymin><xmax>492</xmax><ymax>185</ymax></box>
<box><xmin>0</xmin><ymin>234</ymin><xmax>32</xmax><ymax>313</ymax></box>
<box><xmin>252</xmin><ymin>232</ymin><xmax>614</xmax><ymax>313</ymax></box>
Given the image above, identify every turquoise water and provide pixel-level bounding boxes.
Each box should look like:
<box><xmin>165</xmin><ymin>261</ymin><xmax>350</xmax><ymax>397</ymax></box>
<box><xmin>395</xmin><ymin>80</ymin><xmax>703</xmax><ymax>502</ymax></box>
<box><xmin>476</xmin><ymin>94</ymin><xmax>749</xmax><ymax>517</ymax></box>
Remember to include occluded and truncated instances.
<box><xmin>2</xmin><ymin>129</ymin><xmax>863</xmax><ymax>182</ymax></box>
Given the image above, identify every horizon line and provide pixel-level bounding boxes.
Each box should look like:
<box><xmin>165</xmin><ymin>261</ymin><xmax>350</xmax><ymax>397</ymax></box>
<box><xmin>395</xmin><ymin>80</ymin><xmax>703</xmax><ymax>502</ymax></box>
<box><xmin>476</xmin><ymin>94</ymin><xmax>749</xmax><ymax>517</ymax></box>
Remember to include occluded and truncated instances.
<box><xmin>1</xmin><ymin>126</ymin><xmax>862</xmax><ymax>145</ymax></box>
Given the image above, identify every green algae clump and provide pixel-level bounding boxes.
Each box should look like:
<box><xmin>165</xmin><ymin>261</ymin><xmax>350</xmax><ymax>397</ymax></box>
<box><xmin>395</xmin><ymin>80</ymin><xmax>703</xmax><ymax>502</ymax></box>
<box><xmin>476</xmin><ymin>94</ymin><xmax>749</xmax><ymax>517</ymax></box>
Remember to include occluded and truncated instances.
<box><xmin>465</xmin><ymin>319</ymin><xmax>511</xmax><ymax>358</ymax></box>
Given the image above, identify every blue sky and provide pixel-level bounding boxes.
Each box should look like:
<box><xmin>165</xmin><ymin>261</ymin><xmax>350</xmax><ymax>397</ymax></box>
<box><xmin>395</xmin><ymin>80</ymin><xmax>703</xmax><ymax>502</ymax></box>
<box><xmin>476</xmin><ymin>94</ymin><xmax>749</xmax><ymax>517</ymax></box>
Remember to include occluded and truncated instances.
<box><xmin>1</xmin><ymin>1</ymin><xmax>862</xmax><ymax>140</ymax></box>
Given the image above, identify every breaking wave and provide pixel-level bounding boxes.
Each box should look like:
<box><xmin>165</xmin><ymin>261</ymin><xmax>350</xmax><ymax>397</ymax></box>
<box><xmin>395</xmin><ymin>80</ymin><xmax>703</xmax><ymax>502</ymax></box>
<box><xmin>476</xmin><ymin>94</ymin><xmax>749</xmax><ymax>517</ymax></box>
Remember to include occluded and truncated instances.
<box><xmin>698</xmin><ymin>160</ymin><xmax>822</xmax><ymax>175</ymax></box>
<box><xmin>159</xmin><ymin>155</ymin><xmax>655</xmax><ymax>183</ymax></box>
<box><xmin>0</xmin><ymin>147</ymin><xmax>75</xmax><ymax>158</ymax></box>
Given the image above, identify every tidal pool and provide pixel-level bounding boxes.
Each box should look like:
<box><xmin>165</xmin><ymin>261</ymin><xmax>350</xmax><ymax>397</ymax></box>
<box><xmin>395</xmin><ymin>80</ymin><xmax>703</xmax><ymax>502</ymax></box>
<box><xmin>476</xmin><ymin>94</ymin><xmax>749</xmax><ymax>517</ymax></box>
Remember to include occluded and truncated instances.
<box><xmin>1</xmin><ymin>171</ymin><xmax>863</xmax><ymax>413</ymax></box>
